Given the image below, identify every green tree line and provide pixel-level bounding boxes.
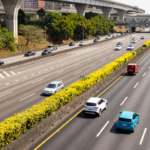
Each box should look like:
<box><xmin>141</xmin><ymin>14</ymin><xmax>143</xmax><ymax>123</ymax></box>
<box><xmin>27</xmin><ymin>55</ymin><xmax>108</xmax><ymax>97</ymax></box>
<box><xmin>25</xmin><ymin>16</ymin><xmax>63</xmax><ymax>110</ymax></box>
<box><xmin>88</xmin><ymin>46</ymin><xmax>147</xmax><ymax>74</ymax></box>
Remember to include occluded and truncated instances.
<box><xmin>44</xmin><ymin>11</ymin><xmax>114</xmax><ymax>43</ymax></box>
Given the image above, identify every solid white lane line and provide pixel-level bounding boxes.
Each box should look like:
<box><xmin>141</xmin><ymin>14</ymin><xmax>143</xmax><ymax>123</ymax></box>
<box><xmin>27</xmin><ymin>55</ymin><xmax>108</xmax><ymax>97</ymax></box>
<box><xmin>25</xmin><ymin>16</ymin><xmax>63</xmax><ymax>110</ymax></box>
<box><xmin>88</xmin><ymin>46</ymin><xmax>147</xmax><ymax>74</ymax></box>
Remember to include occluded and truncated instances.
<box><xmin>90</xmin><ymin>64</ymin><xmax>95</xmax><ymax>68</ymax></box>
<box><xmin>120</xmin><ymin>97</ymin><xmax>128</xmax><ymax>106</ymax></box>
<box><xmin>20</xmin><ymin>93</ymin><xmax>35</xmax><ymax>101</ymax></box>
<box><xmin>134</xmin><ymin>82</ymin><xmax>139</xmax><ymax>88</ymax></box>
<box><xmin>57</xmin><ymin>70</ymin><xmax>64</xmax><ymax>73</ymax></box>
<box><xmin>143</xmin><ymin>72</ymin><xmax>146</xmax><ymax>76</ymax></box>
<box><xmin>5</xmin><ymin>83</ymin><xmax>9</xmax><ymax>85</ymax></box>
<box><xmin>10</xmin><ymin>71</ymin><xmax>16</xmax><ymax>75</ymax></box>
<box><xmin>74</xmin><ymin>71</ymin><xmax>81</xmax><ymax>75</ymax></box>
<box><xmin>3</xmin><ymin>71</ymin><xmax>10</xmax><ymax>77</ymax></box>
<box><xmin>139</xmin><ymin>128</ymin><xmax>147</xmax><ymax>145</ymax></box>
<box><xmin>0</xmin><ymin>73</ymin><xmax>4</xmax><ymax>79</ymax></box>
<box><xmin>0</xmin><ymin>91</ymin><xmax>13</xmax><ymax>97</ymax></box>
<box><xmin>32</xmin><ymin>79</ymin><xmax>43</xmax><ymax>84</ymax></box>
<box><xmin>96</xmin><ymin>121</ymin><xmax>109</xmax><ymax>137</ymax></box>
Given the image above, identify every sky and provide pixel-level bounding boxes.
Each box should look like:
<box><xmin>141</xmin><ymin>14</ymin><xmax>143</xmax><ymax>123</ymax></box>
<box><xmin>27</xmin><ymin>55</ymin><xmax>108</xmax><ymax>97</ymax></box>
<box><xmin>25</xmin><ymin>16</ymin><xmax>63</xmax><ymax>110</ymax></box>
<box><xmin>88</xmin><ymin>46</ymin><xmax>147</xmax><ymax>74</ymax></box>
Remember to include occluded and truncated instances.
<box><xmin>113</xmin><ymin>0</ymin><xmax>150</xmax><ymax>14</ymax></box>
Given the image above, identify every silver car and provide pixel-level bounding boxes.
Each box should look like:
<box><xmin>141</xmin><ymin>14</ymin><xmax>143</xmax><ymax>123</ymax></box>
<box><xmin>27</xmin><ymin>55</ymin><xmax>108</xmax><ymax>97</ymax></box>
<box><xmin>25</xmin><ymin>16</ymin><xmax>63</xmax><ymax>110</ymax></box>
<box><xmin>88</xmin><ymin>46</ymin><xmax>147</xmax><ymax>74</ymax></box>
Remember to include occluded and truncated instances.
<box><xmin>79</xmin><ymin>41</ymin><xmax>85</xmax><ymax>46</ymax></box>
<box><xmin>43</xmin><ymin>81</ymin><xmax>64</xmax><ymax>95</ymax></box>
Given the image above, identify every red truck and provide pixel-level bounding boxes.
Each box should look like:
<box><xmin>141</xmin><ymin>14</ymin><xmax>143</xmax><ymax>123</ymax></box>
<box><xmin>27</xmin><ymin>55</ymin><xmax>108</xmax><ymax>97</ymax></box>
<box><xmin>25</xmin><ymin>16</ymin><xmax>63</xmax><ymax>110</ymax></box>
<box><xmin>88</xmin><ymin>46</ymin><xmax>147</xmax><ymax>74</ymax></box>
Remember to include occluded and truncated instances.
<box><xmin>127</xmin><ymin>63</ymin><xmax>139</xmax><ymax>75</ymax></box>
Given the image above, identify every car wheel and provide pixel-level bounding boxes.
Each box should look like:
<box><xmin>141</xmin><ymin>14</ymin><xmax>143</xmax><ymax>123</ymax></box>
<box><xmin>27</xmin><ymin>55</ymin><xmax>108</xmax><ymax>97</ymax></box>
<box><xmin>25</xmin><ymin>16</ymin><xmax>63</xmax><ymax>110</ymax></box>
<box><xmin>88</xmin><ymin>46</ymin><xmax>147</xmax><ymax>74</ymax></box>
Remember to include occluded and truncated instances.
<box><xmin>105</xmin><ymin>104</ymin><xmax>107</xmax><ymax>110</ymax></box>
<box><xmin>84</xmin><ymin>112</ymin><xmax>87</xmax><ymax>116</ymax></box>
<box><xmin>98</xmin><ymin>110</ymin><xmax>101</xmax><ymax>117</ymax></box>
<box><xmin>132</xmin><ymin>128</ymin><xmax>134</xmax><ymax>133</ymax></box>
<box><xmin>137</xmin><ymin>118</ymin><xmax>139</xmax><ymax>124</ymax></box>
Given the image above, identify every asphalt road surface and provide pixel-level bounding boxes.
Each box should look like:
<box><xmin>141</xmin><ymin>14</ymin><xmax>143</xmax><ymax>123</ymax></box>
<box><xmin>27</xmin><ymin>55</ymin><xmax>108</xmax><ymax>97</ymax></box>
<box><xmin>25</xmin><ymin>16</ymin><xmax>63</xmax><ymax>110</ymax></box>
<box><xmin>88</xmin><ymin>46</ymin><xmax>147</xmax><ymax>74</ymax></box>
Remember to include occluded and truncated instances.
<box><xmin>0</xmin><ymin>30</ymin><xmax>149</xmax><ymax>124</ymax></box>
<box><xmin>29</xmin><ymin>42</ymin><xmax>150</xmax><ymax>150</ymax></box>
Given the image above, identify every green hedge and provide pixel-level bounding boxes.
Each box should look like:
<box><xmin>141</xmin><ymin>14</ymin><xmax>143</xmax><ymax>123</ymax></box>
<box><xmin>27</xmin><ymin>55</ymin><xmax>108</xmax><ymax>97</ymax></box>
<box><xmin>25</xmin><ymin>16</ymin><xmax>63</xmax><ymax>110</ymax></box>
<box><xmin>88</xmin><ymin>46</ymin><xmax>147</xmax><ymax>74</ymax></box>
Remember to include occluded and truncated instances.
<box><xmin>0</xmin><ymin>40</ymin><xmax>149</xmax><ymax>148</ymax></box>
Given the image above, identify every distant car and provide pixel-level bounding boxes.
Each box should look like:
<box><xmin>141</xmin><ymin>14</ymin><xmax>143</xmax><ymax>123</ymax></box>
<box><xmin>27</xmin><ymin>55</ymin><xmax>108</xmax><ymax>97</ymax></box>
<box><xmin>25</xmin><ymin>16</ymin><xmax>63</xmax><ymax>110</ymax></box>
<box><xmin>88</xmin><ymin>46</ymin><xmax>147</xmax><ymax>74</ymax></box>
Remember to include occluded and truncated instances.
<box><xmin>116</xmin><ymin>33</ymin><xmax>120</xmax><ymax>36</ymax></box>
<box><xmin>79</xmin><ymin>41</ymin><xmax>85</xmax><ymax>46</ymax></box>
<box><xmin>97</xmin><ymin>35</ymin><xmax>101</xmax><ymax>40</ymax></box>
<box><xmin>108</xmin><ymin>33</ymin><xmax>111</xmax><ymax>37</ymax></box>
<box><xmin>83</xmin><ymin>97</ymin><xmax>107</xmax><ymax>117</ymax></box>
<box><xmin>69</xmin><ymin>42</ymin><xmax>75</xmax><ymax>46</ymax></box>
<box><xmin>93</xmin><ymin>39</ymin><xmax>98</xmax><ymax>42</ymax></box>
<box><xmin>115</xmin><ymin>45</ymin><xmax>122</xmax><ymax>50</ymax></box>
<box><xmin>112</xmin><ymin>34</ymin><xmax>116</xmax><ymax>37</ymax></box>
<box><xmin>42</xmin><ymin>49</ymin><xmax>51</xmax><ymax>55</ymax></box>
<box><xmin>116</xmin><ymin>42</ymin><xmax>122</xmax><ymax>46</ymax></box>
<box><xmin>0</xmin><ymin>60</ymin><xmax>4</xmax><ymax>66</ymax></box>
<box><xmin>116</xmin><ymin>111</ymin><xmax>139</xmax><ymax>132</ymax></box>
<box><xmin>141</xmin><ymin>36</ymin><xmax>145</xmax><ymax>39</ymax></box>
<box><xmin>127</xmin><ymin>45</ymin><xmax>134</xmax><ymax>50</ymax></box>
<box><xmin>105</xmin><ymin>36</ymin><xmax>110</xmax><ymax>39</ymax></box>
<box><xmin>43</xmin><ymin>81</ymin><xmax>64</xmax><ymax>95</ymax></box>
<box><xmin>24</xmin><ymin>51</ymin><xmax>36</xmax><ymax>57</ymax></box>
<box><xmin>120</xmin><ymin>32</ymin><xmax>124</xmax><ymax>35</ymax></box>
<box><xmin>47</xmin><ymin>45</ymin><xmax>57</xmax><ymax>51</ymax></box>
<box><xmin>132</xmin><ymin>37</ymin><xmax>136</xmax><ymax>40</ymax></box>
<box><xmin>132</xmin><ymin>39</ymin><xmax>137</xmax><ymax>43</ymax></box>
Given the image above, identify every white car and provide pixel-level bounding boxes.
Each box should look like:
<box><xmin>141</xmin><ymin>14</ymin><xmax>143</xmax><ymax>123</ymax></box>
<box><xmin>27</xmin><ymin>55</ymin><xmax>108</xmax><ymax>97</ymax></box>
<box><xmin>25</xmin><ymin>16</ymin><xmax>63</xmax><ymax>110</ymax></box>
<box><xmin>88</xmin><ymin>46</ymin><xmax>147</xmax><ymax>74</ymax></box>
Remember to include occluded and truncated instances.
<box><xmin>132</xmin><ymin>39</ymin><xmax>137</xmax><ymax>43</ymax></box>
<box><xmin>141</xmin><ymin>36</ymin><xmax>145</xmax><ymax>39</ymax></box>
<box><xmin>79</xmin><ymin>41</ymin><xmax>85</xmax><ymax>46</ymax></box>
<box><xmin>127</xmin><ymin>45</ymin><xmax>134</xmax><ymax>50</ymax></box>
<box><xmin>116</xmin><ymin>33</ymin><xmax>120</xmax><ymax>36</ymax></box>
<box><xmin>43</xmin><ymin>81</ymin><xmax>64</xmax><ymax>95</ymax></box>
<box><xmin>105</xmin><ymin>36</ymin><xmax>110</xmax><ymax>39</ymax></box>
<box><xmin>115</xmin><ymin>45</ymin><xmax>122</xmax><ymax>50</ymax></box>
<box><xmin>112</xmin><ymin>34</ymin><xmax>116</xmax><ymax>37</ymax></box>
<box><xmin>83</xmin><ymin>97</ymin><xmax>107</xmax><ymax>116</ymax></box>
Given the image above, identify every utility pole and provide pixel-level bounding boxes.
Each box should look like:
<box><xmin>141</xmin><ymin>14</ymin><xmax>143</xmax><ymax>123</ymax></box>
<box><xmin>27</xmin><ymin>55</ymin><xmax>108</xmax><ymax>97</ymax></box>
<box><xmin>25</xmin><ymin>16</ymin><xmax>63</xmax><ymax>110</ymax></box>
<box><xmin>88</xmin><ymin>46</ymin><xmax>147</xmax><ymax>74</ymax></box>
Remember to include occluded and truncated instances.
<box><xmin>83</xmin><ymin>24</ymin><xmax>84</xmax><ymax>41</ymax></box>
<box><xmin>45</xmin><ymin>26</ymin><xmax>46</xmax><ymax>48</ymax></box>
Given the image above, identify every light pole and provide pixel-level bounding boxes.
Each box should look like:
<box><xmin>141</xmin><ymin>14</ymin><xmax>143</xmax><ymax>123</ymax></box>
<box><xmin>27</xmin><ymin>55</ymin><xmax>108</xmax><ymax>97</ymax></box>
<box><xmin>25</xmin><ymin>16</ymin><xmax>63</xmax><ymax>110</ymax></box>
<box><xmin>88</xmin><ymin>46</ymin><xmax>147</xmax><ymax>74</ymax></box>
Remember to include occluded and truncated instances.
<box><xmin>83</xmin><ymin>24</ymin><xmax>84</xmax><ymax>41</ymax></box>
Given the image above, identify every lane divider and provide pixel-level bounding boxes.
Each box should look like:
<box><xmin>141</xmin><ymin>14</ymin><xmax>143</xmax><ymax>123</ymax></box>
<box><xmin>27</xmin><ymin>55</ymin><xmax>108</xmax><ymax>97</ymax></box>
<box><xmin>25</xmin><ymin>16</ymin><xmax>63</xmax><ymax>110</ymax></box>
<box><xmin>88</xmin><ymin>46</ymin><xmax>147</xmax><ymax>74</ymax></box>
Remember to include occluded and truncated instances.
<box><xmin>134</xmin><ymin>82</ymin><xmax>139</xmax><ymax>88</ymax></box>
<box><xmin>96</xmin><ymin>121</ymin><xmax>109</xmax><ymax>137</ymax></box>
<box><xmin>34</xmin><ymin>49</ymin><xmax>150</xmax><ymax>150</ymax></box>
<box><xmin>20</xmin><ymin>93</ymin><xmax>35</xmax><ymax>102</ymax></box>
<box><xmin>139</xmin><ymin>128</ymin><xmax>147</xmax><ymax>145</ymax></box>
<box><xmin>120</xmin><ymin>97</ymin><xmax>128</xmax><ymax>106</ymax></box>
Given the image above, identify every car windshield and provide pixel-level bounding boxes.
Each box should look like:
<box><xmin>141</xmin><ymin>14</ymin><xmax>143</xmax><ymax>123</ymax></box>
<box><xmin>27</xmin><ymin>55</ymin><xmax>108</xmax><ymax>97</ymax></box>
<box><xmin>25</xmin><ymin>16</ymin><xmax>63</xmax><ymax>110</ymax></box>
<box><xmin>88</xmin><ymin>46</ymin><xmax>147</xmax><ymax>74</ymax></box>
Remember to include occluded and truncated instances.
<box><xmin>47</xmin><ymin>84</ymin><xmax>56</xmax><ymax>88</ymax></box>
<box><xmin>44</xmin><ymin>50</ymin><xmax>47</xmax><ymax>52</ymax></box>
<box><xmin>48</xmin><ymin>46</ymin><xmax>53</xmax><ymax>48</ymax></box>
<box><xmin>116</xmin><ymin>45</ymin><xmax>120</xmax><ymax>47</ymax></box>
<box><xmin>27</xmin><ymin>51</ymin><xmax>31</xmax><ymax>53</ymax></box>
<box><xmin>117</xmin><ymin>43</ymin><xmax>121</xmax><ymax>45</ymax></box>
<box><xmin>86</xmin><ymin>102</ymin><xmax>96</xmax><ymax>106</ymax></box>
<box><xmin>80</xmin><ymin>42</ymin><xmax>84</xmax><ymax>43</ymax></box>
<box><xmin>119</xmin><ymin>118</ymin><xmax>131</xmax><ymax>122</ymax></box>
<box><xmin>128</xmin><ymin>45</ymin><xmax>133</xmax><ymax>47</ymax></box>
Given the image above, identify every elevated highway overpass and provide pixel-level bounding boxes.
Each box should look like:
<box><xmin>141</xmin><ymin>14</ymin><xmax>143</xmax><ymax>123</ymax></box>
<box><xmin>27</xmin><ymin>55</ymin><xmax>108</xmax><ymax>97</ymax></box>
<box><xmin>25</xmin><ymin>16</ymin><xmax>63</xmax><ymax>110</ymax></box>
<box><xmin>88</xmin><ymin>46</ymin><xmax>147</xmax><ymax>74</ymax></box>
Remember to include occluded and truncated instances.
<box><xmin>0</xmin><ymin>0</ymin><xmax>145</xmax><ymax>41</ymax></box>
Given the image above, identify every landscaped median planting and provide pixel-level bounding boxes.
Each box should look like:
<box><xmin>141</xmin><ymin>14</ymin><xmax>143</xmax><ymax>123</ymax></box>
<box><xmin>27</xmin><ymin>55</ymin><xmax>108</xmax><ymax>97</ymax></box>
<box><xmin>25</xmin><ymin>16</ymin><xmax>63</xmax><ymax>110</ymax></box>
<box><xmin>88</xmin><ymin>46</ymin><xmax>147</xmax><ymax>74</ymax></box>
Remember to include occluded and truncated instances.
<box><xmin>0</xmin><ymin>41</ymin><xmax>149</xmax><ymax>149</ymax></box>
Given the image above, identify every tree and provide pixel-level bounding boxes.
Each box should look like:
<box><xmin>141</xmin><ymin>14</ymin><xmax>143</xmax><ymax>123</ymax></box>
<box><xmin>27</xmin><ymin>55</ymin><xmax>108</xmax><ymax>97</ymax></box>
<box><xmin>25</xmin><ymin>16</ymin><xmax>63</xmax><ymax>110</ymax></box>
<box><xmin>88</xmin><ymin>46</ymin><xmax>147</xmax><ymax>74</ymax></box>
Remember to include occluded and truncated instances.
<box><xmin>37</xmin><ymin>8</ymin><xmax>45</xmax><ymax>20</ymax></box>
<box><xmin>25</xmin><ymin>15</ymin><xmax>31</xmax><ymax>21</ymax></box>
<box><xmin>47</xmin><ymin>20</ymin><xmax>74</xmax><ymax>43</ymax></box>
<box><xmin>85</xmin><ymin>12</ymin><xmax>99</xmax><ymax>19</ymax></box>
<box><xmin>19</xmin><ymin>25</ymin><xmax>44</xmax><ymax>45</ymax></box>
<box><xmin>18</xmin><ymin>9</ymin><xmax>25</xmax><ymax>25</ymax></box>
<box><xmin>44</xmin><ymin>11</ymin><xmax>60</xmax><ymax>23</ymax></box>
<box><xmin>0</xmin><ymin>27</ymin><xmax>15</xmax><ymax>51</ymax></box>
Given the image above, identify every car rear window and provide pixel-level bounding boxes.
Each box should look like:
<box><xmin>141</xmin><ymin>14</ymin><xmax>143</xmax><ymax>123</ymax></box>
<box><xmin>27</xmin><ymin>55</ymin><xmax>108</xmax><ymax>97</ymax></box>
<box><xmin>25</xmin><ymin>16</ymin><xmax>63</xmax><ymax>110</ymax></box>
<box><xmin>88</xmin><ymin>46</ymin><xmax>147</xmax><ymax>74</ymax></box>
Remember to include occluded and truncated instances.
<box><xmin>86</xmin><ymin>102</ymin><xmax>96</xmax><ymax>106</ymax></box>
<box><xmin>48</xmin><ymin>46</ymin><xmax>53</xmax><ymax>48</ymax></box>
<box><xmin>119</xmin><ymin>118</ymin><xmax>131</xmax><ymax>122</ymax></box>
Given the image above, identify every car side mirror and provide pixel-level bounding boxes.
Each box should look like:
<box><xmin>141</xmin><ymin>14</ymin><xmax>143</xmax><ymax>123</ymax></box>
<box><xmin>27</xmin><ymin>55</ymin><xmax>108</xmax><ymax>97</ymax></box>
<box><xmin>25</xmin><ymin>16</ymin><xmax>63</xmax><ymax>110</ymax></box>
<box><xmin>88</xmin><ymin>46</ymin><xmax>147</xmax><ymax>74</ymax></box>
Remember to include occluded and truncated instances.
<box><xmin>120</xmin><ymin>112</ymin><xmax>122</xmax><ymax>114</ymax></box>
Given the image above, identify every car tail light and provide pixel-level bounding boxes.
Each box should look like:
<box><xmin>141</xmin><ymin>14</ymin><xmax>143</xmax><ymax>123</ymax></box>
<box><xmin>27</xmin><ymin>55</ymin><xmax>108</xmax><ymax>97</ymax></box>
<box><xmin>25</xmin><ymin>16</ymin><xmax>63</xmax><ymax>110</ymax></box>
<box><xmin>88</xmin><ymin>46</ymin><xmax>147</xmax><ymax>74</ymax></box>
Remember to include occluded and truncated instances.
<box><xmin>94</xmin><ymin>107</ymin><xmax>99</xmax><ymax>109</ymax></box>
<box><xmin>131</xmin><ymin>121</ymin><xmax>133</xmax><ymax>125</ymax></box>
<box><xmin>116</xmin><ymin>120</ymin><xmax>118</xmax><ymax>123</ymax></box>
<box><xmin>84</xmin><ymin>106</ymin><xmax>87</xmax><ymax>108</ymax></box>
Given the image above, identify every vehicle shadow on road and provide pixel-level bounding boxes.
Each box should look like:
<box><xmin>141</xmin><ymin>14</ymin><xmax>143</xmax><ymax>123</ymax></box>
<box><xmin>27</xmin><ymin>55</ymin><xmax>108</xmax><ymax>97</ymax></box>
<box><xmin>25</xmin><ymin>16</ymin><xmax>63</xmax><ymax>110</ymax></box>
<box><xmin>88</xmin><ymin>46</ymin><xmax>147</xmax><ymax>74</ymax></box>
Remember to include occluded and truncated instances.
<box><xmin>40</xmin><ymin>93</ymin><xmax>50</xmax><ymax>97</ymax></box>
<box><xmin>120</xmin><ymin>72</ymin><xmax>135</xmax><ymax>77</ymax></box>
<box><xmin>76</xmin><ymin>111</ymin><xmax>97</xmax><ymax>120</ymax></box>
<box><xmin>110</xmin><ymin>123</ymin><xmax>132</xmax><ymax>135</ymax></box>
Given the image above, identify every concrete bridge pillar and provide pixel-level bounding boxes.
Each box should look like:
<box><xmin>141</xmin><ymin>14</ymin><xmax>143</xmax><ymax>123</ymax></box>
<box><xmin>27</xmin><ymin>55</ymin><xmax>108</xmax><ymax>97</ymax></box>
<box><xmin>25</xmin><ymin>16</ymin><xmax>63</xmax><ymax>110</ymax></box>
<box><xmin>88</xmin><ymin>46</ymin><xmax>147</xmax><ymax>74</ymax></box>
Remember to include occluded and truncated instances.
<box><xmin>1</xmin><ymin>0</ymin><xmax>22</xmax><ymax>42</ymax></box>
<box><xmin>113</xmin><ymin>16</ymin><xmax>118</xmax><ymax>21</ymax></box>
<box><xmin>118</xmin><ymin>10</ymin><xmax>126</xmax><ymax>21</ymax></box>
<box><xmin>133</xmin><ymin>18</ymin><xmax>138</xmax><ymax>22</ymax></box>
<box><xmin>75</xmin><ymin>4</ymin><xmax>89</xmax><ymax>16</ymax></box>
<box><xmin>101</xmin><ymin>7</ymin><xmax>112</xmax><ymax>19</ymax></box>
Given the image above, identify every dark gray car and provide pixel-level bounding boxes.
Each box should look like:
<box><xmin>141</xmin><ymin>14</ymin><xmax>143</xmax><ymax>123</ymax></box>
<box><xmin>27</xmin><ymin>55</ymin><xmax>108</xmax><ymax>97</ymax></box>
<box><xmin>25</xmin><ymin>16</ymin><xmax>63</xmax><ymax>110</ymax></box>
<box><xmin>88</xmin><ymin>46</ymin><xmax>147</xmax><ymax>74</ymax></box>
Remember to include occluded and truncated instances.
<box><xmin>0</xmin><ymin>60</ymin><xmax>4</xmax><ymax>66</ymax></box>
<box><xmin>24</xmin><ymin>51</ymin><xmax>36</xmax><ymax>57</ymax></box>
<box><xmin>42</xmin><ymin>49</ymin><xmax>51</xmax><ymax>55</ymax></box>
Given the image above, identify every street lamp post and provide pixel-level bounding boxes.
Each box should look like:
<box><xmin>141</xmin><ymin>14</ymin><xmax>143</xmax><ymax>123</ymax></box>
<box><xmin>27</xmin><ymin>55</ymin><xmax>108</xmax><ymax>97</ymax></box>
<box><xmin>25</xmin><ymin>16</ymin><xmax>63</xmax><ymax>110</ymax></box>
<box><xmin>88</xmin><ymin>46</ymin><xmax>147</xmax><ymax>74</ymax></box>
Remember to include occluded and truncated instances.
<box><xmin>83</xmin><ymin>24</ymin><xmax>84</xmax><ymax>41</ymax></box>
<box><xmin>45</xmin><ymin>26</ymin><xmax>46</xmax><ymax>48</ymax></box>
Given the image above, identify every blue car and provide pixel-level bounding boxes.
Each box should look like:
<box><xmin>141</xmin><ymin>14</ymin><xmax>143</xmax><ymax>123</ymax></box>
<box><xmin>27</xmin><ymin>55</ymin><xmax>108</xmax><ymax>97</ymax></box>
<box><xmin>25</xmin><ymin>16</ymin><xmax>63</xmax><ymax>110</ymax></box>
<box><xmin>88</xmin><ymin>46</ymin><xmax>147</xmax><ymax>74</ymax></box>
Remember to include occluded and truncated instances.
<box><xmin>116</xmin><ymin>111</ymin><xmax>139</xmax><ymax>132</ymax></box>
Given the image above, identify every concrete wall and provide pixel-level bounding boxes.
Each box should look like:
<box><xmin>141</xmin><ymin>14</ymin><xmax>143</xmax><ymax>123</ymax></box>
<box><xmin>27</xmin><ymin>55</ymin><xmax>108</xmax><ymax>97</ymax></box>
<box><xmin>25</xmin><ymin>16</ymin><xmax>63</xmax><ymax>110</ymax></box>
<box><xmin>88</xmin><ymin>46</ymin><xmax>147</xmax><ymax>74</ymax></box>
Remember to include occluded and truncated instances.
<box><xmin>2</xmin><ymin>43</ymin><xmax>150</xmax><ymax>150</ymax></box>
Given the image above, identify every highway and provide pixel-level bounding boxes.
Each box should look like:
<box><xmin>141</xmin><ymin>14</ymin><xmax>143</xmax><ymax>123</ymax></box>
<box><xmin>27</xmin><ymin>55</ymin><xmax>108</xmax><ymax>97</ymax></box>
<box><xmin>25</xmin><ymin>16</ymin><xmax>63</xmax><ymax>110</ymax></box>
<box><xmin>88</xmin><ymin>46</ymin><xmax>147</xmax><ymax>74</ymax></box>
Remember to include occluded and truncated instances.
<box><xmin>0</xmin><ymin>34</ymin><xmax>115</xmax><ymax>65</ymax></box>
<box><xmin>29</xmin><ymin>40</ymin><xmax>150</xmax><ymax>150</ymax></box>
<box><xmin>0</xmin><ymin>31</ymin><xmax>149</xmax><ymax>123</ymax></box>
